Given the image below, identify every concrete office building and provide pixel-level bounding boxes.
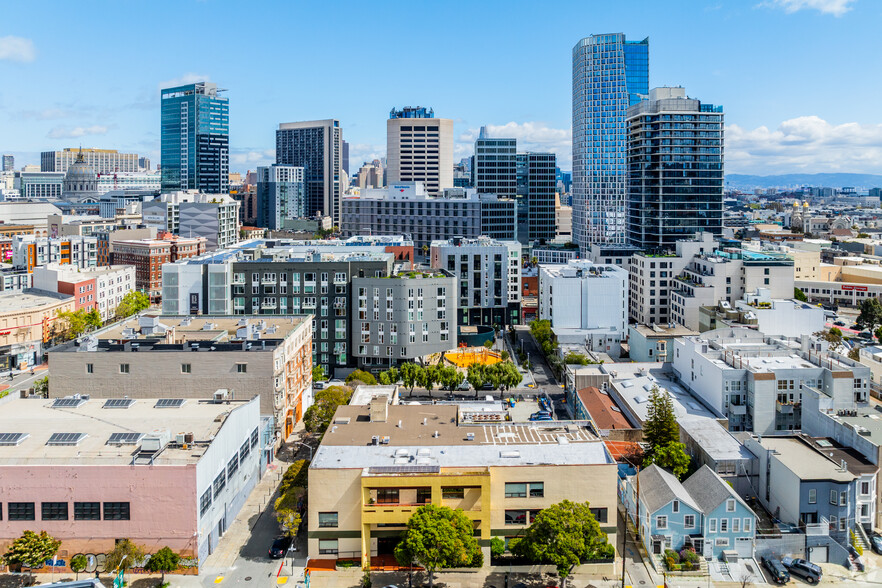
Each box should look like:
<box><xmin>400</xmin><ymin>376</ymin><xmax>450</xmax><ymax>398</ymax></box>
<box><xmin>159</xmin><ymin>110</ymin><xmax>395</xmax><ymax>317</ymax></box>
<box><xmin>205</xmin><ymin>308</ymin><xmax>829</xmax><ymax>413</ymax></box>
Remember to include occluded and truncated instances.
<box><xmin>160</xmin><ymin>82</ymin><xmax>229</xmax><ymax>194</ymax></box>
<box><xmin>430</xmin><ymin>237</ymin><xmax>522</xmax><ymax>327</ymax></box>
<box><xmin>572</xmin><ymin>33</ymin><xmax>649</xmax><ymax>251</ymax></box>
<box><xmin>2</xmin><ymin>155</ymin><xmax>13</xmax><ymax>172</ymax></box>
<box><xmin>276</xmin><ymin>120</ymin><xmax>343</xmax><ymax>225</ymax></box>
<box><xmin>672</xmin><ymin>327</ymin><xmax>871</xmax><ymax>434</ymax></box>
<box><xmin>351</xmin><ymin>269</ymin><xmax>456</xmax><ymax>371</ymax></box>
<box><xmin>307</xmin><ymin>403</ymin><xmax>617</xmax><ymax>568</ymax></box>
<box><xmin>17</xmin><ymin>171</ymin><xmax>64</xmax><ymax>199</ymax></box>
<box><xmin>41</xmin><ymin>148</ymin><xmax>141</xmax><ymax>174</ymax></box>
<box><xmin>519</xmin><ymin>152</ymin><xmax>557</xmax><ymax>242</ymax></box>
<box><xmin>341</xmin><ymin>182</ymin><xmax>516</xmax><ymax>252</ymax></box>
<box><xmin>386</xmin><ymin>107</ymin><xmax>453</xmax><ymax>195</ymax></box>
<box><xmin>256</xmin><ymin>165</ymin><xmax>306</xmax><ymax>230</ymax></box>
<box><xmin>0</xmin><ymin>395</ymin><xmax>267</xmax><ymax>568</ymax></box>
<box><xmin>141</xmin><ymin>191</ymin><xmax>240</xmax><ymax>251</ymax></box>
<box><xmin>627</xmin><ymin>87</ymin><xmax>724</xmax><ymax>250</ymax></box>
<box><xmin>48</xmin><ymin>314</ymin><xmax>313</xmax><ymax>438</ymax></box>
<box><xmin>474</xmin><ymin>131</ymin><xmax>517</xmax><ymax>197</ymax></box>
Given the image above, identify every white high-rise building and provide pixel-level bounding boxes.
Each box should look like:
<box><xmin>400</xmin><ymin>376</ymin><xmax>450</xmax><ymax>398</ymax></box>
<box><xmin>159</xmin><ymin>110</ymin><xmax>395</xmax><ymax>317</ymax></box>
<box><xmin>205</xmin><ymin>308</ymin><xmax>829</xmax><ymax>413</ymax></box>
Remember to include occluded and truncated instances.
<box><xmin>41</xmin><ymin>148</ymin><xmax>141</xmax><ymax>174</ymax></box>
<box><xmin>386</xmin><ymin>107</ymin><xmax>453</xmax><ymax>195</ymax></box>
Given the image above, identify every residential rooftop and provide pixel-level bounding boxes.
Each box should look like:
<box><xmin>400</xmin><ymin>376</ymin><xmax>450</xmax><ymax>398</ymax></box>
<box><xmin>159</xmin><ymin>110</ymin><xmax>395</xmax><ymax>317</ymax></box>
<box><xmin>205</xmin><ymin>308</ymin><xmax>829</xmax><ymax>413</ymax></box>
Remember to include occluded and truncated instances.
<box><xmin>631</xmin><ymin>323</ymin><xmax>699</xmax><ymax>338</ymax></box>
<box><xmin>679</xmin><ymin>416</ymin><xmax>755</xmax><ymax>462</ymax></box>
<box><xmin>577</xmin><ymin>386</ymin><xmax>633</xmax><ymax>430</ymax></box>
<box><xmin>0</xmin><ymin>288</ymin><xmax>72</xmax><ymax>313</ymax></box>
<box><xmin>752</xmin><ymin>436</ymin><xmax>856</xmax><ymax>482</ymax></box>
<box><xmin>604</xmin><ymin>363</ymin><xmax>719</xmax><ymax>422</ymax></box>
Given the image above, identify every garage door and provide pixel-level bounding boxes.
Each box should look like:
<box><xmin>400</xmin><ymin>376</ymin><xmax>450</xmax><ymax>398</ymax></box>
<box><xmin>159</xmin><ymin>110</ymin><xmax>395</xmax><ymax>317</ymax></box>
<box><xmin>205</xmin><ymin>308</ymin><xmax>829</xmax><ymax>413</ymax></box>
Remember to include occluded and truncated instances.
<box><xmin>809</xmin><ymin>545</ymin><xmax>828</xmax><ymax>563</ymax></box>
<box><xmin>735</xmin><ymin>537</ymin><xmax>753</xmax><ymax>557</ymax></box>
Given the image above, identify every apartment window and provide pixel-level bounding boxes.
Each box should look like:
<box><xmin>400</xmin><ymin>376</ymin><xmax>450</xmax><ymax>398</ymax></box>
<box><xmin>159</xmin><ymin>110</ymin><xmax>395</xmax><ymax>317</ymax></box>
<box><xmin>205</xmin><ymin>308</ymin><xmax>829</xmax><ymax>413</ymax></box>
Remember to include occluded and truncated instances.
<box><xmin>8</xmin><ymin>502</ymin><xmax>34</xmax><ymax>521</ymax></box>
<box><xmin>42</xmin><ymin>502</ymin><xmax>68</xmax><ymax>521</ymax></box>
<box><xmin>808</xmin><ymin>489</ymin><xmax>816</xmax><ymax>504</ymax></box>
<box><xmin>672</xmin><ymin>500</ymin><xmax>680</xmax><ymax>513</ymax></box>
<box><xmin>442</xmin><ymin>487</ymin><xmax>465</xmax><ymax>499</ymax></box>
<box><xmin>505</xmin><ymin>510</ymin><xmax>528</xmax><ymax>525</ymax></box>
<box><xmin>86</xmin><ymin>363</ymin><xmax>93</xmax><ymax>374</ymax></box>
<box><xmin>709</xmin><ymin>518</ymin><xmax>717</xmax><ymax>533</ymax></box>
<box><xmin>228</xmin><ymin>454</ymin><xmax>239</xmax><ymax>477</ymax></box>
<box><xmin>861</xmin><ymin>481</ymin><xmax>870</xmax><ymax>495</ymax></box>
<box><xmin>318</xmin><ymin>512</ymin><xmax>338</xmax><ymax>528</ymax></box>
<box><xmin>214</xmin><ymin>471</ymin><xmax>226</xmax><ymax>495</ymax></box>
<box><xmin>656</xmin><ymin>515</ymin><xmax>668</xmax><ymax>530</ymax></box>
<box><xmin>840</xmin><ymin>491</ymin><xmax>848</xmax><ymax>506</ymax></box>
<box><xmin>504</xmin><ymin>483</ymin><xmax>527</xmax><ymax>498</ymax></box>
<box><xmin>181</xmin><ymin>363</ymin><xmax>192</xmax><ymax>374</ymax></box>
<box><xmin>590</xmin><ymin>507</ymin><xmax>608</xmax><ymax>523</ymax></box>
<box><xmin>720</xmin><ymin>519</ymin><xmax>728</xmax><ymax>532</ymax></box>
<box><xmin>830</xmin><ymin>490</ymin><xmax>838</xmax><ymax>505</ymax></box>
<box><xmin>104</xmin><ymin>502</ymin><xmax>131</xmax><ymax>520</ymax></box>
<box><xmin>199</xmin><ymin>489</ymin><xmax>212</xmax><ymax>516</ymax></box>
<box><xmin>726</xmin><ymin>499</ymin><xmax>735</xmax><ymax>512</ymax></box>
<box><xmin>74</xmin><ymin>502</ymin><xmax>100</xmax><ymax>520</ymax></box>
<box><xmin>684</xmin><ymin>515</ymin><xmax>696</xmax><ymax>529</ymax></box>
<box><xmin>732</xmin><ymin>518</ymin><xmax>740</xmax><ymax>533</ymax></box>
<box><xmin>318</xmin><ymin>539</ymin><xmax>338</xmax><ymax>555</ymax></box>
<box><xmin>376</xmin><ymin>489</ymin><xmax>399</xmax><ymax>504</ymax></box>
<box><xmin>416</xmin><ymin>488</ymin><xmax>432</xmax><ymax>504</ymax></box>
<box><xmin>119</xmin><ymin>363</ymin><xmax>129</xmax><ymax>374</ymax></box>
<box><xmin>236</xmin><ymin>363</ymin><xmax>247</xmax><ymax>373</ymax></box>
<box><xmin>743</xmin><ymin>518</ymin><xmax>752</xmax><ymax>532</ymax></box>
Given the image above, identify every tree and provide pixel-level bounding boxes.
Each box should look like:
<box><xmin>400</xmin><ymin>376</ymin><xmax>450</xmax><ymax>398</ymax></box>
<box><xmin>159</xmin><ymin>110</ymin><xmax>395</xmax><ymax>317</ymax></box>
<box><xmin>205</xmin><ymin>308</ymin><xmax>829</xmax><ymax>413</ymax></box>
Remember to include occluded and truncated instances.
<box><xmin>275</xmin><ymin>489</ymin><xmax>304</xmax><ymax>537</ymax></box>
<box><xmin>33</xmin><ymin>376</ymin><xmax>49</xmax><ymax>397</ymax></box>
<box><xmin>115</xmin><ymin>291</ymin><xmax>150</xmax><ymax>319</ymax></box>
<box><xmin>467</xmin><ymin>364</ymin><xmax>485</xmax><ymax>396</ymax></box>
<box><xmin>500</xmin><ymin>350</ymin><xmax>510</xmax><ymax>362</ymax></box>
<box><xmin>642</xmin><ymin>386</ymin><xmax>679</xmax><ymax>459</ymax></box>
<box><xmin>312</xmin><ymin>365</ymin><xmax>326</xmax><ymax>382</ymax></box>
<box><xmin>400</xmin><ymin>363</ymin><xmax>422</xmax><ymax>396</ymax></box>
<box><xmin>303</xmin><ymin>385</ymin><xmax>351</xmax><ymax>436</ymax></box>
<box><xmin>346</xmin><ymin>369</ymin><xmax>377</xmax><ymax>386</ymax></box>
<box><xmin>511</xmin><ymin>500</ymin><xmax>614</xmax><ymax>588</ymax></box>
<box><xmin>437</xmin><ymin>366</ymin><xmax>460</xmax><ymax>391</ymax></box>
<box><xmin>876</xmin><ymin>326</ymin><xmax>882</xmax><ymax>343</ymax></box>
<box><xmin>2</xmin><ymin>530</ymin><xmax>61</xmax><ymax>581</ymax></box>
<box><xmin>104</xmin><ymin>539</ymin><xmax>145</xmax><ymax>575</ymax></box>
<box><xmin>849</xmin><ymin>347</ymin><xmax>861</xmax><ymax>361</ymax></box>
<box><xmin>816</xmin><ymin>327</ymin><xmax>844</xmax><ymax>352</ymax></box>
<box><xmin>394</xmin><ymin>504</ymin><xmax>483</xmax><ymax>587</ymax></box>
<box><xmin>490</xmin><ymin>537</ymin><xmax>505</xmax><ymax>559</ymax></box>
<box><xmin>499</xmin><ymin>362</ymin><xmax>522</xmax><ymax>392</ymax></box>
<box><xmin>856</xmin><ymin>298</ymin><xmax>882</xmax><ymax>333</ymax></box>
<box><xmin>645</xmin><ymin>442</ymin><xmax>692</xmax><ymax>480</ymax></box>
<box><xmin>70</xmin><ymin>554</ymin><xmax>87</xmax><ymax>580</ymax></box>
<box><xmin>55</xmin><ymin>309</ymin><xmax>99</xmax><ymax>341</ymax></box>
<box><xmin>421</xmin><ymin>365</ymin><xmax>439</xmax><ymax>392</ymax></box>
<box><xmin>794</xmin><ymin>287</ymin><xmax>808</xmax><ymax>302</ymax></box>
<box><xmin>483</xmin><ymin>340</ymin><xmax>494</xmax><ymax>349</ymax></box>
<box><xmin>564</xmin><ymin>352</ymin><xmax>590</xmax><ymax>366</ymax></box>
<box><xmin>279</xmin><ymin>459</ymin><xmax>310</xmax><ymax>495</ymax></box>
<box><xmin>145</xmin><ymin>546</ymin><xmax>181</xmax><ymax>585</ymax></box>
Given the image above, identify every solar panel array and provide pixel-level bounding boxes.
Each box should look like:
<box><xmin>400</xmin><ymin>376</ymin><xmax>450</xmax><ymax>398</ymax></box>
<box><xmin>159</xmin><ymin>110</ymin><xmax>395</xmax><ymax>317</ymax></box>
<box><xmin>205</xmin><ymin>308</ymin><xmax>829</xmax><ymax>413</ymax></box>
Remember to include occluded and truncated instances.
<box><xmin>47</xmin><ymin>432</ymin><xmax>87</xmax><ymax>446</ymax></box>
<box><xmin>52</xmin><ymin>398</ymin><xmax>86</xmax><ymax>408</ymax></box>
<box><xmin>0</xmin><ymin>432</ymin><xmax>28</xmax><ymax>446</ymax></box>
<box><xmin>103</xmin><ymin>398</ymin><xmax>135</xmax><ymax>409</ymax></box>
<box><xmin>107</xmin><ymin>432</ymin><xmax>143</xmax><ymax>445</ymax></box>
<box><xmin>155</xmin><ymin>398</ymin><xmax>186</xmax><ymax>408</ymax></box>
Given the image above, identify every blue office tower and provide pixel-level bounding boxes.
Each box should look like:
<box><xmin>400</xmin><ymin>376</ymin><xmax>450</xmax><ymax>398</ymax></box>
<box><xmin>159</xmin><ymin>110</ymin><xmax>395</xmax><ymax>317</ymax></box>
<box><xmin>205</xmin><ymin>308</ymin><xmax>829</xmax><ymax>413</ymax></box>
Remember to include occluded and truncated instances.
<box><xmin>161</xmin><ymin>82</ymin><xmax>229</xmax><ymax>194</ymax></box>
<box><xmin>572</xmin><ymin>33</ymin><xmax>648</xmax><ymax>250</ymax></box>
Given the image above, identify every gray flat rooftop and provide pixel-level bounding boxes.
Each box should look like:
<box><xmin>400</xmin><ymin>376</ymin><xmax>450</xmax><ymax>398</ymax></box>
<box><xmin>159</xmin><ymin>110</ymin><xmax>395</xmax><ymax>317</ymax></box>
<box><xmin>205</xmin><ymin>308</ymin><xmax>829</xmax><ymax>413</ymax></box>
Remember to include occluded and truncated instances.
<box><xmin>0</xmin><ymin>396</ymin><xmax>255</xmax><ymax>466</ymax></box>
<box><xmin>0</xmin><ymin>288</ymin><xmax>72</xmax><ymax>312</ymax></box>
<box><xmin>605</xmin><ymin>363</ymin><xmax>718</xmax><ymax>421</ymax></box>
<box><xmin>756</xmin><ymin>436</ymin><xmax>855</xmax><ymax>482</ymax></box>
<box><xmin>679</xmin><ymin>416</ymin><xmax>755</xmax><ymax>462</ymax></box>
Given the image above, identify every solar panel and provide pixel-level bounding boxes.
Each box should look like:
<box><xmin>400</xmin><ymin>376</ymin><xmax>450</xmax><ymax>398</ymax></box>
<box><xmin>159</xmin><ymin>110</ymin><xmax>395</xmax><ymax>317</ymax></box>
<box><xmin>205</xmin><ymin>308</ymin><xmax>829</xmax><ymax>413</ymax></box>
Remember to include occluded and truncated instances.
<box><xmin>52</xmin><ymin>397</ymin><xmax>86</xmax><ymax>408</ymax></box>
<box><xmin>103</xmin><ymin>398</ymin><xmax>135</xmax><ymax>409</ymax></box>
<box><xmin>107</xmin><ymin>432</ymin><xmax>143</xmax><ymax>445</ymax></box>
<box><xmin>155</xmin><ymin>398</ymin><xmax>186</xmax><ymax>408</ymax></box>
<box><xmin>47</xmin><ymin>433</ymin><xmax>87</xmax><ymax>446</ymax></box>
<box><xmin>0</xmin><ymin>433</ymin><xmax>29</xmax><ymax>446</ymax></box>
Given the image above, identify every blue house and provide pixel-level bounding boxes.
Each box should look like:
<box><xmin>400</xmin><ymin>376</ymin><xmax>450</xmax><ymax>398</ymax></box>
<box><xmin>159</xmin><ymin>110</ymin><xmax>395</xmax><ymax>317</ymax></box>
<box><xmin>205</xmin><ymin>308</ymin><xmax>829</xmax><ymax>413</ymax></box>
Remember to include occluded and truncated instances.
<box><xmin>623</xmin><ymin>464</ymin><xmax>758</xmax><ymax>561</ymax></box>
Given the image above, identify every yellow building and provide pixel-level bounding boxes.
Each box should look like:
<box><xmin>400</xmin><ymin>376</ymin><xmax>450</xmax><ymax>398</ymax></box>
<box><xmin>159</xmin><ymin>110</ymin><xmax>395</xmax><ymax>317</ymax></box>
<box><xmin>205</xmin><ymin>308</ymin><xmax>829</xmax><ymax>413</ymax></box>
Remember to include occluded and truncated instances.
<box><xmin>307</xmin><ymin>401</ymin><xmax>618</xmax><ymax>568</ymax></box>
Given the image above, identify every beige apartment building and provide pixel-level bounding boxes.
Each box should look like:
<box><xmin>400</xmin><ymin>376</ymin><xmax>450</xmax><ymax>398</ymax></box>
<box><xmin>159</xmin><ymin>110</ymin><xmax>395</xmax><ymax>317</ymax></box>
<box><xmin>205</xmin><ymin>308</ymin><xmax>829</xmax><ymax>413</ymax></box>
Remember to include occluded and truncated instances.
<box><xmin>308</xmin><ymin>401</ymin><xmax>617</xmax><ymax>568</ymax></box>
<box><xmin>386</xmin><ymin>107</ymin><xmax>453</xmax><ymax>195</ymax></box>
<box><xmin>0</xmin><ymin>288</ymin><xmax>74</xmax><ymax>369</ymax></box>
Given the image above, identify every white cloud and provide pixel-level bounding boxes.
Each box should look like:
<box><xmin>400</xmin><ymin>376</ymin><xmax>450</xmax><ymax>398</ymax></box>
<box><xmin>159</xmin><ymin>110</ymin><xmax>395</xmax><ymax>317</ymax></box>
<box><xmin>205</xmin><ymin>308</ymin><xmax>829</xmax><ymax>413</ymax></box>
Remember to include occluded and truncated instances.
<box><xmin>726</xmin><ymin>116</ymin><xmax>882</xmax><ymax>174</ymax></box>
<box><xmin>47</xmin><ymin>125</ymin><xmax>110</xmax><ymax>139</ymax></box>
<box><xmin>767</xmin><ymin>0</ymin><xmax>855</xmax><ymax>16</ymax></box>
<box><xmin>21</xmin><ymin>108</ymin><xmax>82</xmax><ymax>121</ymax></box>
<box><xmin>458</xmin><ymin>121</ymin><xmax>572</xmax><ymax>169</ymax></box>
<box><xmin>348</xmin><ymin>143</ymin><xmax>385</xmax><ymax>169</ymax></box>
<box><xmin>230</xmin><ymin>149</ymin><xmax>275</xmax><ymax>168</ymax></box>
<box><xmin>0</xmin><ymin>36</ymin><xmax>35</xmax><ymax>63</ymax></box>
<box><xmin>157</xmin><ymin>73</ymin><xmax>211</xmax><ymax>91</ymax></box>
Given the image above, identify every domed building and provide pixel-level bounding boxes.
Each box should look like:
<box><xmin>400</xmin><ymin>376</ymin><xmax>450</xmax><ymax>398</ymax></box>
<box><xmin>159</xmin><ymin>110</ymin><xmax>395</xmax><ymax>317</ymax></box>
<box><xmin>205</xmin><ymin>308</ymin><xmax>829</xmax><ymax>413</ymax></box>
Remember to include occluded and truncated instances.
<box><xmin>62</xmin><ymin>148</ymin><xmax>99</xmax><ymax>202</ymax></box>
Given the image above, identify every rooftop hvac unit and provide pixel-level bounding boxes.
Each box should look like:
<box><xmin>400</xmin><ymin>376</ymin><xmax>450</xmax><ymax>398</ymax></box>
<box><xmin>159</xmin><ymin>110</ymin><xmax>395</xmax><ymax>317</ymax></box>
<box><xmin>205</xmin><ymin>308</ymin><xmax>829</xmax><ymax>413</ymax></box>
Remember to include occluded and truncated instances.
<box><xmin>371</xmin><ymin>435</ymin><xmax>379</xmax><ymax>446</ymax></box>
<box><xmin>214</xmin><ymin>389</ymin><xmax>229</xmax><ymax>403</ymax></box>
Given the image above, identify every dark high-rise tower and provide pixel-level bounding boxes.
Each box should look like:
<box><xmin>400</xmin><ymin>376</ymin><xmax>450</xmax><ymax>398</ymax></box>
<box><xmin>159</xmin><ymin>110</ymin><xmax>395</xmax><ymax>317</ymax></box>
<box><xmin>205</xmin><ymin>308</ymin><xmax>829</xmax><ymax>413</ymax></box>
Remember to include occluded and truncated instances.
<box><xmin>276</xmin><ymin>120</ymin><xmax>343</xmax><ymax>225</ymax></box>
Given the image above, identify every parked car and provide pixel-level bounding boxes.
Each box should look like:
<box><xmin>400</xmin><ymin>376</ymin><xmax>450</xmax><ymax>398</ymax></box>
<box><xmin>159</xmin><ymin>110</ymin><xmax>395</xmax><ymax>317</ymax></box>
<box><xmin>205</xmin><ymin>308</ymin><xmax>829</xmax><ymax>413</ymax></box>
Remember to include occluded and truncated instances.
<box><xmin>761</xmin><ymin>556</ymin><xmax>790</xmax><ymax>585</ymax></box>
<box><xmin>833</xmin><ymin>320</ymin><xmax>847</xmax><ymax>327</ymax></box>
<box><xmin>872</xmin><ymin>534</ymin><xmax>882</xmax><ymax>555</ymax></box>
<box><xmin>529</xmin><ymin>412</ymin><xmax>553</xmax><ymax>421</ymax></box>
<box><xmin>859</xmin><ymin>331</ymin><xmax>874</xmax><ymax>340</ymax></box>
<box><xmin>782</xmin><ymin>557</ymin><xmax>822</xmax><ymax>584</ymax></box>
<box><xmin>457</xmin><ymin>380</ymin><xmax>471</xmax><ymax>391</ymax></box>
<box><xmin>268</xmin><ymin>536</ymin><xmax>293</xmax><ymax>559</ymax></box>
<box><xmin>313</xmin><ymin>381</ymin><xmax>325</xmax><ymax>390</ymax></box>
<box><xmin>481</xmin><ymin>382</ymin><xmax>496</xmax><ymax>390</ymax></box>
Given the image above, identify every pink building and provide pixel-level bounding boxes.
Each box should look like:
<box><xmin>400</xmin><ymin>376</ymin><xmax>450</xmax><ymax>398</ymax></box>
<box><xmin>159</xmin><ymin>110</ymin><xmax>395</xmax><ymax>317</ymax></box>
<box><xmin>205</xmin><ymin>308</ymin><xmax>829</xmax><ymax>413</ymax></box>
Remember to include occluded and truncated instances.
<box><xmin>0</xmin><ymin>394</ymin><xmax>265</xmax><ymax>572</ymax></box>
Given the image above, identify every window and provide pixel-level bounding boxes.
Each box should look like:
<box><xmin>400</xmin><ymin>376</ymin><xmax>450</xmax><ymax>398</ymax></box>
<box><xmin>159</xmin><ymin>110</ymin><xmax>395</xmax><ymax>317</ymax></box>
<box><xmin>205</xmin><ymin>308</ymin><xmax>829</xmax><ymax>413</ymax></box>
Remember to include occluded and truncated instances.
<box><xmin>830</xmin><ymin>490</ymin><xmax>838</xmax><ymax>505</ymax></box>
<box><xmin>840</xmin><ymin>491</ymin><xmax>848</xmax><ymax>506</ymax></box>
<box><xmin>86</xmin><ymin>363</ymin><xmax>93</xmax><ymax>374</ymax></box>
<box><xmin>672</xmin><ymin>500</ymin><xmax>680</xmax><ymax>513</ymax></box>
<box><xmin>181</xmin><ymin>363</ymin><xmax>191</xmax><ymax>374</ymax></box>
<box><xmin>417</xmin><ymin>488</ymin><xmax>432</xmax><ymax>504</ymax></box>
<box><xmin>200</xmin><ymin>489</ymin><xmax>212</xmax><ymax>516</ymax></box>
<box><xmin>318</xmin><ymin>512</ymin><xmax>338</xmax><ymax>528</ymax></box>
<box><xmin>726</xmin><ymin>499</ymin><xmax>735</xmax><ymax>512</ymax></box>
<box><xmin>529</xmin><ymin>482</ymin><xmax>544</xmax><ymax>497</ymax></box>
<box><xmin>8</xmin><ymin>502</ymin><xmax>34</xmax><ymax>521</ymax></box>
<box><xmin>104</xmin><ymin>502</ymin><xmax>130</xmax><ymax>520</ymax></box>
<box><xmin>250</xmin><ymin>427</ymin><xmax>259</xmax><ymax>448</ymax></box>
<box><xmin>590</xmin><ymin>507</ymin><xmax>608</xmax><ymax>523</ymax></box>
<box><xmin>74</xmin><ymin>502</ymin><xmax>100</xmax><ymax>520</ymax></box>
<box><xmin>715</xmin><ymin>538</ymin><xmax>729</xmax><ymax>547</ymax></box>
<box><xmin>504</xmin><ymin>483</ymin><xmax>527</xmax><ymax>498</ymax></box>
<box><xmin>240</xmin><ymin>440</ymin><xmax>250</xmax><ymax>461</ymax></box>
<box><xmin>709</xmin><ymin>518</ymin><xmax>717</xmax><ymax>533</ymax></box>
<box><xmin>684</xmin><ymin>515</ymin><xmax>696</xmax><ymax>529</ymax></box>
<box><xmin>743</xmin><ymin>518</ymin><xmax>752</xmax><ymax>533</ymax></box>
<box><xmin>42</xmin><ymin>502</ymin><xmax>68</xmax><ymax>520</ymax></box>
<box><xmin>376</xmin><ymin>489</ymin><xmax>399</xmax><ymax>504</ymax></box>
<box><xmin>505</xmin><ymin>510</ymin><xmax>527</xmax><ymax>525</ymax></box>
<box><xmin>119</xmin><ymin>363</ymin><xmax>129</xmax><ymax>374</ymax></box>
<box><xmin>862</xmin><ymin>481</ymin><xmax>870</xmax><ymax>495</ymax></box>
<box><xmin>318</xmin><ymin>539</ymin><xmax>338</xmax><ymax>555</ymax></box>
<box><xmin>228</xmin><ymin>454</ymin><xmax>239</xmax><ymax>477</ymax></box>
<box><xmin>732</xmin><ymin>518</ymin><xmax>740</xmax><ymax>533</ymax></box>
<box><xmin>236</xmin><ymin>363</ymin><xmax>247</xmax><ymax>373</ymax></box>
<box><xmin>808</xmin><ymin>489</ymin><xmax>816</xmax><ymax>504</ymax></box>
<box><xmin>720</xmin><ymin>519</ymin><xmax>728</xmax><ymax>532</ymax></box>
<box><xmin>656</xmin><ymin>515</ymin><xmax>668</xmax><ymax>529</ymax></box>
<box><xmin>214</xmin><ymin>471</ymin><xmax>226</xmax><ymax>495</ymax></box>
<box><xmin>442</xmin><ymin>487</ymin><xmax>465</xmax><ymax>499</ymax></box>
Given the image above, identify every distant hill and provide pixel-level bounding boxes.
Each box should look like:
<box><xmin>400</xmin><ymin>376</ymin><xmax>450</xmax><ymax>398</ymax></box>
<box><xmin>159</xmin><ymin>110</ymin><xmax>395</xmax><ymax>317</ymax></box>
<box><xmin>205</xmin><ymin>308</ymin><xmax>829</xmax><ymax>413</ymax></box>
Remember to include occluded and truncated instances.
<box><xmin>726</xmin><ymin>173</ymin><xmax>882</xmax><ymax>191</ymax></box>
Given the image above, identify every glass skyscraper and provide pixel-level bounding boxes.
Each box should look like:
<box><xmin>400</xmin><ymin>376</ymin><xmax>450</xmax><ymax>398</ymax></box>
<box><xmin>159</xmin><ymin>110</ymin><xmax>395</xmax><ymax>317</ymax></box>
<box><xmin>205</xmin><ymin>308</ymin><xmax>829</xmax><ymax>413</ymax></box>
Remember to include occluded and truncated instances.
<box><xmin>572</xmin><ymin>33</ymin><xmax>648</xmax><ymax>250</ymax></box>
<box><xmin>160</xmin><ymin>82</ymin><xmax>229</xmax><ymax>194</ymax></box>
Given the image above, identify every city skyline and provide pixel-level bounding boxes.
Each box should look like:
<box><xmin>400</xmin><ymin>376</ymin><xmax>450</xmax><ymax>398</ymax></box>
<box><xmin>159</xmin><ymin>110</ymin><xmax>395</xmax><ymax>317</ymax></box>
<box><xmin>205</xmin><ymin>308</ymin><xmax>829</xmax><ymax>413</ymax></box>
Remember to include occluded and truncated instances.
<box><xmin>0</xmin><ymin>0</ymin><xmax>880</xmax><ymax>176</ymax></box>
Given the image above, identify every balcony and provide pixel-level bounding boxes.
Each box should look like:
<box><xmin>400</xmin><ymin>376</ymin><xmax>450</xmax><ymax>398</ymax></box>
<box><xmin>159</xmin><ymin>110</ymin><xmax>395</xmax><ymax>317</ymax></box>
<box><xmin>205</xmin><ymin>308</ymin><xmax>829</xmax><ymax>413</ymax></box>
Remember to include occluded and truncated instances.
<box><xmin>729</xmin><ymin>403</ymin><xmax>747</xmax><ymax>416</ymax></box>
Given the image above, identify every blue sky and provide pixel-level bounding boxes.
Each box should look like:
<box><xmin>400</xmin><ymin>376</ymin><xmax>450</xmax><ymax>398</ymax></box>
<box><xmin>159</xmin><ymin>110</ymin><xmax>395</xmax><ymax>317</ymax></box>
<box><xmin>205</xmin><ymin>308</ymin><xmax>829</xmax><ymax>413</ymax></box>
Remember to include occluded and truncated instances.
<box><xmin>1</xmin><ymin>0</ymin><xmax>880</xmax><ymax>176</ymax></box>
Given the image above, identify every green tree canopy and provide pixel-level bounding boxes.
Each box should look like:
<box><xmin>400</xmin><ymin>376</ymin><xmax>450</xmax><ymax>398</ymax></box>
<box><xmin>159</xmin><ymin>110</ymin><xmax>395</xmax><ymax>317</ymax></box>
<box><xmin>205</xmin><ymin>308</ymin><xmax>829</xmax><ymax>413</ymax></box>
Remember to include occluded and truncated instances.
<box><xmin>793</xmin><ymin>287</ymin><xmax>808</xmax><ymax>302</ymax></box>
<box><xmin>2</xmin><ymin>530</ymin><xmax>61</xmax><ymax>570</ymax></box>
<box><xmin>394</xmin><ymin>504</ymin><xmax>482</xmax><ymax>587</ymax></box>
<box><xmin>312</xmin><ymin>365</ymin><xmax>326</xmax><ymax>382</ymax></box>
<box><xmin>346</xmin><ymin>369</ymin><xmax>377</xmax><ymax>386</ymax></box>
<box><xmin>643</xmin><ymin>386</ymin><xmax>679</xmax><ymax>458</ymax></box>
<box><xmin>645</xmin><ymin>442</ymin><xmax>692</xmax><ymax>480</ymax></box>
<box><xmin>511</xmin><ymin>500</ymin><xmax>614</xmax><ymax>588</ymax></box>
<box><xmin>69</xmin><ymin>554</ymin><xmax>88</xmax><ymax>580</ymax></box>
<box><xmin>274</xmin><ymin>488</ymin><xmax>304</xmax><ymax>537</ymax></box>
<box><xmin>115</xmin><ymin>291</ymin><xmax>150</xmax><ymax>319</ymax></box>
<box><xmin>54</xmin><ymin>308</ymin><xmax>102</xmax><ymax>341</ymax></box>
<box><xmin>104</xmin><ymin>539</ymin><xmax>145</xmax><ymax>574</ymax></box>
<box><xmin>279</xmin><ymin>459</ymin><xmax>310</xmax><ymax>495</ymax></box>
<box><xmin>856</xmin><ymin>298</ymin><xmax>882</xmax><ymax>332</ymax></box>
<box><xmin>144</xmin><ymin>546</ymin><xmax>181</xmax><ymax>584</ymax></box>
<box><xmin>817</xmin><ymin>327</ymin><xmax>844</xmax><ymax>352</ymax></box>
<box><xmin>563</xmin><ymin>352</ymin><xmax>590</xmax><ymax>366</ymax></box>
<box><xmin>400</xmin><ymin>362</ymin><xmax>423</xmax><ymax>395</ymax></box>
<box><xmin>303</xmin><ymin>386</ymin><xmax>351</xmax><ymax>436</ymax></box>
